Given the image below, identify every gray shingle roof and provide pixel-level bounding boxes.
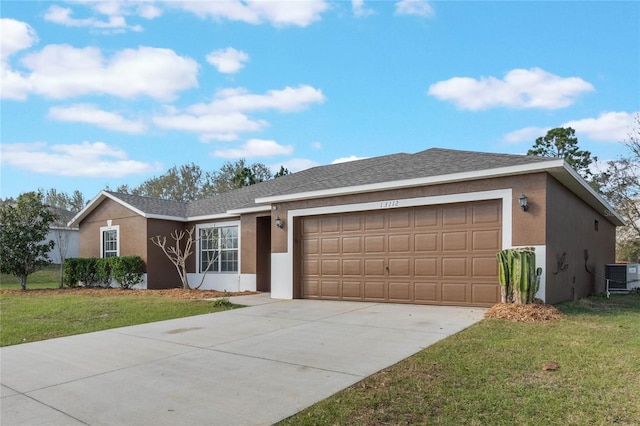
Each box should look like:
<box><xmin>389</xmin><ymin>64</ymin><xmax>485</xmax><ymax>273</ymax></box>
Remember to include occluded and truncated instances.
<box><xmin>108</xmin><ymin>148</ymin><xmax>559</xmax><ymax>219</ymax></box>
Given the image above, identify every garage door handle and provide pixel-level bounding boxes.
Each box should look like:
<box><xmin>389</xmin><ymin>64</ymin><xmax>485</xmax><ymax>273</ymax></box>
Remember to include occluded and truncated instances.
<box><xmin>386</xmin><ymin>266</ymin><xmax>389</xmax><ymax>271</ymax></box>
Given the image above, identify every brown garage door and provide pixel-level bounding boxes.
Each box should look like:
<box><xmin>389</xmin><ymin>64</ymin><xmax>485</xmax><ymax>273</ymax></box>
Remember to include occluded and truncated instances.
<box><xmin>300</xmin><ymin>200</ymin><xmax>502</xmax><ymax>306</ymax></box>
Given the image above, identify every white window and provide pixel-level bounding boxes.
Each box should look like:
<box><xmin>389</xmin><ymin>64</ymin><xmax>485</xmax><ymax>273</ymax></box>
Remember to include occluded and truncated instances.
<box><xmin>198</xmin><ymin>224</ymin><xmax>239</xmax><ymax>273</ymax></box>
<box><xmin>100</xmin><ymin>225</ymin><xmax>119</xmax><ymax>258</ymax></box>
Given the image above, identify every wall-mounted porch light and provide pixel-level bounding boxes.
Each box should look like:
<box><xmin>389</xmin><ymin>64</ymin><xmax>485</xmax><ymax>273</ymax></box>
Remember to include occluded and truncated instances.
<box><xmin>518</xmin><ymin>193</ymin><xmax>529</xmax><ymax>212</ymax></box>
<box><xmin>275</xmin><ymin>216</ymin><xmax>284</xmax><ymax>229</ymax></box>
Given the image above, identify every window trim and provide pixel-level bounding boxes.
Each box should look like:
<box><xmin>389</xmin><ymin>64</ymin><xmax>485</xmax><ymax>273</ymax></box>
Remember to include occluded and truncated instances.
<box><xmin>100</xmin><ymin>224</ymin><xmax>120</xmax><ymax>258</ymax></box>
<box><xmin>196</xmin><ymin>221</ymin><xmax>240</xmax><ymax>274</ymax></box>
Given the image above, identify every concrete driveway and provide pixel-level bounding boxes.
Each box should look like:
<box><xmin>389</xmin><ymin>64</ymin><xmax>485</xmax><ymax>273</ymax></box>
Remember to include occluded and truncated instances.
<box><xmin>1</xmin><ymin>294</ymin><xmax>486</xmax><ymax>426</ymax></box>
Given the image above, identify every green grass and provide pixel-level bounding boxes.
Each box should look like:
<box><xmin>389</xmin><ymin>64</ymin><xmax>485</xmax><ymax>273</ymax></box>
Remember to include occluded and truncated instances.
<box><xmin>0</xmin><ymin>290</ymin><xmax>240</xmax><ymax>346</ymax></box>
<box><xmin>280</xmin><ymin>293</ymin><xmax>640</xmax><ymax>426</ymax></box>
<box><xmin>0</xmin><ymin>264</ymin><xmax>61</xmax><ymax>289</ymax></box>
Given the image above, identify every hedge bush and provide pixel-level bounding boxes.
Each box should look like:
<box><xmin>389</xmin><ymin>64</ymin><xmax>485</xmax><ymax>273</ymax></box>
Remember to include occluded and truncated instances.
<box><xmin>63</xmin><ymin>256</ymin><xmax>144</xmax><ymax>289</ymax></box>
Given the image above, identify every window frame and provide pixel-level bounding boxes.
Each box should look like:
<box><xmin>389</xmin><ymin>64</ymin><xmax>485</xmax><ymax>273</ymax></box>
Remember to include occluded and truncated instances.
<box><xmin>196</xmin><ymin>221</ymin><xmax>240</xmax><ymax>274</ymax></box>
<box><xmin>100</xmin><ymin>224</ymin><xmax>120</xmax><ymax>258</ymax></box>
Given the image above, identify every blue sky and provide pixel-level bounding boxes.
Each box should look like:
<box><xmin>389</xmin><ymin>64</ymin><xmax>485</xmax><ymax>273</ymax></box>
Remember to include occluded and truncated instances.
<box><xmin>1</xmin><ymin>0</ymin><xmax>639</xmax><ymax>200</ymax></box>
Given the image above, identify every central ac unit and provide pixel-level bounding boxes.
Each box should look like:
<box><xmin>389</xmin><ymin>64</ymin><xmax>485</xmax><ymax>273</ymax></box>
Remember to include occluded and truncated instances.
<box><xmin>605</xmin><ymin>263</ymin><xmax>640</xmax><ymax>291</ymax></box>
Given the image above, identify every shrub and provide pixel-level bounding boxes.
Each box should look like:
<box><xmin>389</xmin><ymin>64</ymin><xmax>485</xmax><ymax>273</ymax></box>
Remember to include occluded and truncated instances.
<box><xmin>63</xmin><ymin>258</ymin><xmax>80</xmax><ymax>287</ymax></box>
<box><xmin>63</xmin><ymin>256</ymin><xmax>144</xmax><ymax>289</ymax></box>
<box><xmin>95</xmin><ymin>258</ymin><xmax>113</xmax><ymax>287</ymax></box>
<box><xmin>111</xmin><ymin>256</ymin><xmax>144</xmax><ymax>289</ymax></box>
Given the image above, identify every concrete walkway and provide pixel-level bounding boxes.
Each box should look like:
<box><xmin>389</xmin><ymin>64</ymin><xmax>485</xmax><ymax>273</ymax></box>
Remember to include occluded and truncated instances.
<box><xmin>1</xmin><ymin>294</ymin><xmax>486</xmax><ymax>426</ymax></box>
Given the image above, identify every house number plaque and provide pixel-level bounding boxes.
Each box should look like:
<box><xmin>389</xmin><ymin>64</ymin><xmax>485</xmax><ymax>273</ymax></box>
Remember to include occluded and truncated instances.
<box><xmin>379</xmin><ymin>200</ymin><xmax>400</xmax><ymax>208</ymax></box>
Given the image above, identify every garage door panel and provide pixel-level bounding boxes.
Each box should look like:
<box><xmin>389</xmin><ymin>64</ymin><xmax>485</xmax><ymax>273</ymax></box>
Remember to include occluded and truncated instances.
<box><xmin>472</xmin><ymin>229</ymin><xmax>501</xmax><ymax>251</ymax></box>
<box><xmin>442</xmin><ymin>231</ymin><xmax>468</xmax><ymax>251</ymax></box>
<box><xmin>303</xmin><ymin>218</ymin><xmax>319</xmax><ymax>234</ymax></box>
<box><xmin>414</xmin><ymin>207</ymin><xmax>438</xmax><ymax>227</ymax></box>
<box><xmin>442</xmin><ymin>258</ymin><xmax>467</xmax><ymax>277</ymax></box>
<box><xmin>303</xmin><ymin>280</ymin><xmax>319</xmax><ymax>297</ymax></box>
<box><xmin>364</xmin><ymin>281</ymin><xmax>386</xmax><ymax>299</ymax></box>
<box><xmin>389</xmin><ymin>234</ymin><xmax>411</xmax><ymax>252</ymax></box>
<box><xmin>303</xmin><ymin>259</ymin><xmax>319</xmax><ymax>275</ymax></box>
<box><xmin>342</xmin><ymin>259</ymin><xmax>362</xmax><ymax>276</ymax></box>
<box><xmin>389</xmin><ymin>281</ymin><xmax>411</xmax><ymax>301</ymax></box>
<box><xmin>321</xmin><ymin>259</ymin><xmax>340</xmax><ymax>275</ymax></box>
<box><xmin>389</xmin><ymin>210</ymin><xmax>411</xmax><ymax>229</ymax></box>
<box><xmin>414</xmin><ymin>282</ymin><xmax>438</xmax><ymax>302</ymax></box>
<box><xmin>472</xmin><ymin>257</ymin><xmax>498</xmax><ymax>277</ymax></box>
<box><xmin>342</xmin><ymin>215</ymin><xmax>362</xmax><ymax>232</ymax></box>
<box><xmin>365</xmin><ymin>214</ymin><xmax>385</xmax><ymax>230</ymax></box>
<box><xmin>442</xmin><ymin>283</ymin><xmax>468</xmax><ymax>303</ymax></box>
<box><xmin>389</xmin><ymin>258</ymin><xmax>410</xmax><ymax>276</ymax></box>
<box><xmin>321</xmin><ymin>280</ymin><xmax>340</xmax><ymax>298</ymax></box>
<box><xmin>342</xmin><ymin>281</ymin><xmax>362</xmax><ymax>299</ymax></box>
<box><xmin>365</xmin><ymin>235</ymin><xmax>385</xmax><ymax>253</ymax></box>
<box><xmin>321</xmin><ymin>216</ymin><xmax>340</xmax><ymax>233</ymax></box>
<box><xmin>365</xmin><ymin>259</ymin><xmax>386</xmax><ymax>275</ymax></box>
<box><xmin>415</xmin><ymin>233</ymin><xmax>438</xmax><ymax>251</ymax></box>
<box><xmin>303</xmin><ymin>238</ymin><xmax>319</xmax><ymax>255</ymax></box>
<box><xmin>342</xmin><ymin>236</ymin><xmax>362</xmax><ymax>254</ymax></box>
<box><xmin>472</xmin><ymin>283</ymin><xmax>501</xmax><ymax>304</ymax></box>
<box><xmin>301</xmin><ymin>200</ymin><xmax>501</xmax><ymax>307</ymax></box>
<box><xmin>442</xmin><ymin>206</ymin><xmax>468</xmax><ymax>225</ymax></box>
<box><xmin>321</xmin><ymin>237</ymin><xmax>339</xmax><ymax>254</ymax></box>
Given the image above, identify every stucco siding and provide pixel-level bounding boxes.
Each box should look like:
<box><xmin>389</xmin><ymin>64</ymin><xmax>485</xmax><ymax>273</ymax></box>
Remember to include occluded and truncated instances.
<box><xmin>78</xmin><ymin>199</ymin><xmax>147</xmax><ymax>260</ymax></box>
<box><xmin>147</xmin><ymin>219</ymin><xmax>186</xmax><ymax>289</ymax></box>
<box><xmin>545</xmin><ymin>175</ymin><xmax>616</xmax><ymax>304</ymax></box>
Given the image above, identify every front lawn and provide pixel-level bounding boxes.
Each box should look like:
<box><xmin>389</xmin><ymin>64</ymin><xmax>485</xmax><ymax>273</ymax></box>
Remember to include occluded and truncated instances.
<box><xmin>0</xmin><ymin>264</ymin><xmax>61</xmax><ymax>290</ymax></box>
<box><xmin>280</xmin><ymin>293</ymin><xmax>640</xmax><ymax>425</ymax></box>
<box><xmin>0</xmin><ymin>288</ymin><xmax>242</xmax><ymax>346</ymax></box>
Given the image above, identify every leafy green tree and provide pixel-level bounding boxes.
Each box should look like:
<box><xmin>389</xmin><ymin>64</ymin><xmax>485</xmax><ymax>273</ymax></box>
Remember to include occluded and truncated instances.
<box><xmin>114</xmin><ymin>160</ymin><xmax>273</xmax><ymax>202</ymax></box>
<box><xmin>274</xmin><ymin>165</ymin><xmax>290</xmax><ymax>178</ymax></box>
<box><xmin>0</xmin><ymin>191</ymin><xmax>58</xmax><ymax>290</ymax></box>
<box><xmin>528</xmin><ymin>127</ymin><xmax>596</xmax><ymax>178</ymax></box>
<box><xmin>207</xmin><ymin>159</ymin><xmax>272</xmax><ymax>194</ymax></box>
<box><xmin>128</xmin><ymin>163</ymin><xmax>207</xmax><ymax>202</ymax></box>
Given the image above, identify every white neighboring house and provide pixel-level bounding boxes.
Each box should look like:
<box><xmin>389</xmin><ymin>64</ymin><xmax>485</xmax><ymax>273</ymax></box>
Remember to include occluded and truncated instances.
<box><xmin>46</xmin><ymin>207</ymin><xmax>79</xmax><ymax>264</ymax></box>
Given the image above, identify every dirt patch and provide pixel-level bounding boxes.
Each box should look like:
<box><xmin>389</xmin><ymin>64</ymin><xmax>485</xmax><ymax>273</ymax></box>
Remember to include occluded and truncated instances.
<box><xmin>0</xmin><ymin>288</ymin><xmax>258</xmax><ymax>300</ymax></box>
<box><xmin>485</xmin><ymin>302</ymin><xmax>563</xmax><ymax>322</ymax></box>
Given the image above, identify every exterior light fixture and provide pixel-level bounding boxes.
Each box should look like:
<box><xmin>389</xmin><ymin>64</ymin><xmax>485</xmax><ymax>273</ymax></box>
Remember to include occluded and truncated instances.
<box><xmin>275</xmin><ymin>216</ymin><xmax>284</xmax><ymax>229</ymax></box>
<box><xmin>518</xmin><ymin>194</ymin><xmax>529</xmax><ymax>212</ymax></box>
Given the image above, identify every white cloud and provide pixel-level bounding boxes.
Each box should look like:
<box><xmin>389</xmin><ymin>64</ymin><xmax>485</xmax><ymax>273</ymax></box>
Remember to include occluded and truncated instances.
<box><xmin>504</xmin><ymin>111</ymin><xmax>638</xmax><ymax>145</ymax></box>
<box><xmin>352</xmin><ymin>0</ymin><xmax>375</xmax><ymax>17</ymax></box>
<box><xmin>20</xmin><ymin>45</ymin><xmax>198</xmax><ymax>101</ymax></box>
<box><xmin>0</xmin><ymin>142</ymin><xmax>161</xmax><ymax>177</ymax></box>
<box><xmin>0</xmin><ymin>18</ymin><xmax>38</xmax><ymax>100</ymax></box>
<box><xmin>44</xmin><ymin>5</ymin><xmax>143</xmax><ymax>33</ymax></box>
<box><xmin>190</xmin><ymin>85</ymin><xmax>326</xmax><ymax>115</ymax></box>
<box><xmin>158</xmin><ymin>84</ymin><xmax>325</xmax><ymax>141</ymax></box>
<box><xmin>206</xmin><ymin>47</ymin><xmax>250</xmax><ymax>74</ymax></box>
<box><xmin>428</xmin><ymin>68</ymin><xmax>594</xmax><ymax>110</ymax></box>
<box><xmin>153</xmin><ymin>112</ymin><xmax>267</xmax><ymax>142</ymax></box>
<box><xmin>395</xmin><ymin>0</ymin><xmax>434</xmax><ymax>17</ymax></box>
<box><xmin>48</xmin><ymin>104</ymin><xmax>147</xmax><ymax>134</ymax></box>
<box><xmin>0</xmin><ymin>18</ymin><xmax>38</xmax><ymax>60</ymax></box>
<box><xmin>174</xmin><ymin>0</ymin><xmax>329</xmax><ymax>27</ymax></box>
<box><xmin>213</xmin><ymin>139</ymin><xmax>294</xmax><ymax>158</ymax></box>
<box><xmin>332</xmin><ymin>155</ymin><xmax>369</xmax><ymax>164</ymax></box>
<box><xmin>311</xmin><ymin>141</ymin><xmax>323</xmax><ymax>150</ymax></box>
<box><xmin>562</xmin><ymin>111</ymin><xmax>637</xmax><ymax>142</ymax></box>
<box><xmin>503</xmin><ymin>126</ymin><xmax>549</xmax><ymax>144</ymax></box>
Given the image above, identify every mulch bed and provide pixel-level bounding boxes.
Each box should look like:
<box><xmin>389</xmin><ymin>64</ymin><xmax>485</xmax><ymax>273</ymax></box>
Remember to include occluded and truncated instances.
<box><xmin>0</xmin><ymin>288</ymin><xmax>258</xmax><ymax>300</ymax></box>
<box><xmin>485</xmin><ymin>302</ymin><xmax>563</xmax><ymax>322</ymax></box>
